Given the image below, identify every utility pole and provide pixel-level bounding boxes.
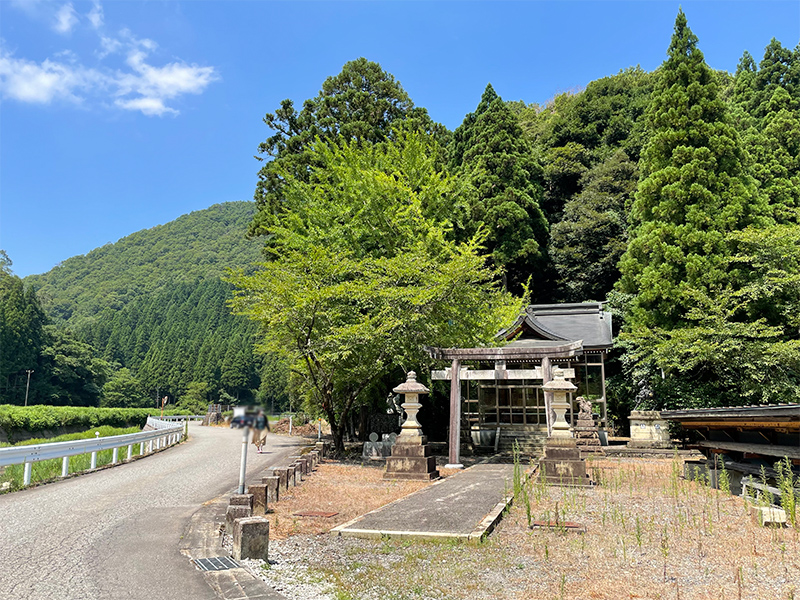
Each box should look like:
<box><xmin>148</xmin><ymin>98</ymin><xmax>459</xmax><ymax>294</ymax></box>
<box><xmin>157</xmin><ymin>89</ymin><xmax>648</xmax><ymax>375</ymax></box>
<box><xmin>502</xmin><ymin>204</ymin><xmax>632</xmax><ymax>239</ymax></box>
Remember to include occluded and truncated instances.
<box><xmin>24</xmin><ymin>369</ymin><xmax>33</xmax><ymax>407</ymax></box>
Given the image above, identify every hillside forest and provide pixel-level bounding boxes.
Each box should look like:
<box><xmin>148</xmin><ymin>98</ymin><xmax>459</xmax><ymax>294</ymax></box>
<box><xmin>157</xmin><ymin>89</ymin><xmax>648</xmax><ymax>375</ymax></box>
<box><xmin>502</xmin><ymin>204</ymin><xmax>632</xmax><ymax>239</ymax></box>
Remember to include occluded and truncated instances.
<box><xmin>2</xmin><ymin>12</ymin><xmax>798</xmax><ymax>441</ymax></box>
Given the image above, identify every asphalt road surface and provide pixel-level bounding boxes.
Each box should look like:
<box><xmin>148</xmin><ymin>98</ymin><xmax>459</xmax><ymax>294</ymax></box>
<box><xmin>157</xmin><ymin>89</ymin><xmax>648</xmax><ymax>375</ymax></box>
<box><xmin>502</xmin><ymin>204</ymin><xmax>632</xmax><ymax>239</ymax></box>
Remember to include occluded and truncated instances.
<box><xmin>0</xmin><ymin>423</ymin><xmax>302</xmax><ymax>600</ymax></box>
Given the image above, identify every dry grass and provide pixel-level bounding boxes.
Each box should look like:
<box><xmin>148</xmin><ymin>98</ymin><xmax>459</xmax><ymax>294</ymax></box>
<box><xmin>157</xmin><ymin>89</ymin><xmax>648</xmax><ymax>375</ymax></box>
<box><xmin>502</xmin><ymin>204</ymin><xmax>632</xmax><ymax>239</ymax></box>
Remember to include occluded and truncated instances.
<box><xmin>265</xmin><ymin>456</ymin><xmax>800</xmax><ymax>600</ymax></box>
<box><xmin>266</xmin><ymin>462</ymin><xmax>429</xmax><ymax>539</ymax></box>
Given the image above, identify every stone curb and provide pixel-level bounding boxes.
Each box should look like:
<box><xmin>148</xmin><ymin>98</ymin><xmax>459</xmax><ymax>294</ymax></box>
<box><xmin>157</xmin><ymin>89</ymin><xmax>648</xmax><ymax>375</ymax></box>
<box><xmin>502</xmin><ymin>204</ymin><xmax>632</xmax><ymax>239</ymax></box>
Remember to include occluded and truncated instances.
<box><xmin>180</xmin><ymin>494</ymin><xmax>287</xmax><ymax>600</ymax></box>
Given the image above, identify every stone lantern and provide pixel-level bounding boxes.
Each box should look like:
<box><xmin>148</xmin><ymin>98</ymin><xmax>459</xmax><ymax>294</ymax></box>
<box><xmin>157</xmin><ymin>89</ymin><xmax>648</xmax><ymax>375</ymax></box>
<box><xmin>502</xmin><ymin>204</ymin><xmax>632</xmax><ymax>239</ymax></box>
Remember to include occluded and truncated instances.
<box><xmin>545</xmin><ymin>368</ymin><xmax>576</xmax><ymax>438</ymax></box>
<box><xmin>384</xmin><ymin>371</ymin><xmax>439</xmax><ymax>481</ymax></box>
<box><xmin>538</xmin><ymin>368</ymin><xmax>592</xmax><ymax>486</ymax></box>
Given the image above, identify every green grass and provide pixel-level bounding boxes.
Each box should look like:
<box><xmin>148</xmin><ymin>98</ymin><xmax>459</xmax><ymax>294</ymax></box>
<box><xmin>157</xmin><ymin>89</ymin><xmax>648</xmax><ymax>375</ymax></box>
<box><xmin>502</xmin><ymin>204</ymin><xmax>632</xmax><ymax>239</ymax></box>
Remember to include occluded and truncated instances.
<box><xmin>0</xmin><ymin>425</ymin><xmax>142</xmax><ymax>492</ymax></box>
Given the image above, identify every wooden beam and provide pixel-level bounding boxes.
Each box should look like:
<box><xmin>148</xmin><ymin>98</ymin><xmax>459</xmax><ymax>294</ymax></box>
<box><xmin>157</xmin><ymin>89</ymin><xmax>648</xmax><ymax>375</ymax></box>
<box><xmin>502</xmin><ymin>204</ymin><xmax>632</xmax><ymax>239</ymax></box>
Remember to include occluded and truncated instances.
<box><xmin>673</xmin><ymin>420</ymin><xmax>799</xmax><ymax>430</ymax></box>
<box><xmin>696</xmin><ymin>440</ymin><xmax>800</xmax><ymax>460</ymax></box>
<box><xmin>431</xmin><ymin>368</ymin><xmax>576</xmax><ymax>381</ymax></box>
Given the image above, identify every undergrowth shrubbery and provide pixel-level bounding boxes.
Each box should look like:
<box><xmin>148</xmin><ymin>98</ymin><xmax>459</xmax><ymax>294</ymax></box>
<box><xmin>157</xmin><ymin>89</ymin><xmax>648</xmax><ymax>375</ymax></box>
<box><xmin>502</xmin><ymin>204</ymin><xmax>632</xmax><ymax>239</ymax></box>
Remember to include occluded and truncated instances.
<box><xmin>0</xmin><ymin>405</ymin><xmax>191</xmax><ymax>442</ymax></box>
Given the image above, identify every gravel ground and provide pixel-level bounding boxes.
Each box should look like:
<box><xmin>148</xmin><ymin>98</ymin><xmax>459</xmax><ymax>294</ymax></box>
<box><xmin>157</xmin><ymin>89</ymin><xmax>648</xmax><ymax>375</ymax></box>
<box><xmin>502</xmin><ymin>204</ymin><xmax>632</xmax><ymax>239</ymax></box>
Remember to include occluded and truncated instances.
<box><xmin>240</xmin><ymin>456</ymin><xmax>800</xmax><ymax>600</ymax></box>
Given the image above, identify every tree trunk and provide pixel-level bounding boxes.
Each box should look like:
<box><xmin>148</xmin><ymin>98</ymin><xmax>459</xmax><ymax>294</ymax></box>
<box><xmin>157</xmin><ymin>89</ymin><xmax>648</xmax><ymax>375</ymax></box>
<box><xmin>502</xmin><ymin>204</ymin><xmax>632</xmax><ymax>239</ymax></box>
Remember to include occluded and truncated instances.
<box><xmin>324</xmin><ymin>403</ymin><xmax>345</xmax><ymax>454</ymax></box>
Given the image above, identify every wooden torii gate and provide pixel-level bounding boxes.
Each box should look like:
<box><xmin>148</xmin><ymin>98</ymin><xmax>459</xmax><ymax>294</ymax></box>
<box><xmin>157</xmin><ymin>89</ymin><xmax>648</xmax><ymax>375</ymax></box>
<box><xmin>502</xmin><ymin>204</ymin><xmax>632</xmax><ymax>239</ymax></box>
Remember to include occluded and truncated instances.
<box><xmin>428</xmin><ymin>340</ymin><xmax>583</xmax><ymax>468</ymax></box>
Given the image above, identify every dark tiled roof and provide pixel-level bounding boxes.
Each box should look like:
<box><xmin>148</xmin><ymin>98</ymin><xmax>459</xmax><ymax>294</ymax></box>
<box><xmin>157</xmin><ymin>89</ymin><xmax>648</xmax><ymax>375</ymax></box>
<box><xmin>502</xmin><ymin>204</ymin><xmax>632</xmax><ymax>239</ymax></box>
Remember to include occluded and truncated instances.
<box><xmin>500</xmin><ymin>302</ymin><xmax>613</xmax><ymax>351</ymax></box>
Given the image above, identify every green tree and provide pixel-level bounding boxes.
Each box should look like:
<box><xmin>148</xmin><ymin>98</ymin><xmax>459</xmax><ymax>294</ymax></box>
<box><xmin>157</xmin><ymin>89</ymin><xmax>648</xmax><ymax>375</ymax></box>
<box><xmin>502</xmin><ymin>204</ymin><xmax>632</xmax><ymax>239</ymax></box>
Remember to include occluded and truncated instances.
<box><xmin>450</xmin><ymin>84</ymin><xmax>549</xmax><ymax>294</ymax></box>
<box><xmin>177</xmin><ymin>380</ymin><xmax>212</xmax><ymax>414</ymax></box>
<box><xmin>38</xmin><ymin>326</ymin><xmax>110</xmax><ymax>406</ymax></box>
<box><xmin>619</xmin><ymin>9</ymin><xmax>767</xmax><ymax>331</ymax></box>
<box><xmin>632</xmin><ymin>222</ymin><xmax>800</xmax><ymax>407</ymax></box>
<box><xmin>550</xmin><ymin>150</ymin><xmax>636</xmax><ymax>301</ymax></box>
<box><xmin>731</xmin><ymin>40</ymin><xmax>800</xmax><ymax>223</ymax></box>
<box><xmin>230</xmin><ymin>131</ymin><xmax>523</xmax><ymax>452</ymax></box>
<box><xmin>250</xmin><ymin>58</ymin><xmax>447</xmax><ymax>238</ymax></box>
<box><xmin>0</xmin><ymin>255</ymin><xmax>47</xmax><ymax>403</ymax></box>
<box><xmin>101</xmin><ymin>367</ymin><xmax>148</xmax><ymax>408</ymax></box>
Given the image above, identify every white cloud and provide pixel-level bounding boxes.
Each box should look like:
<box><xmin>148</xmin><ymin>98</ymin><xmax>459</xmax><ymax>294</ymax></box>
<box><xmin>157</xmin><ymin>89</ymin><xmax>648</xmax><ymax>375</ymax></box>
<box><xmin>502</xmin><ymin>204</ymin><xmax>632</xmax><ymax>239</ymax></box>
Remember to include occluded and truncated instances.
<box><xmin>2</xmin><ymin>4</ymin><xmax>219</xmax><ymax>117</ymax></box>
<box><xmin>114</xmin><ymin>96</ymin><xmax>177</xmax><ymax>117</ymax></box>
<box><xmin>53</xmin><ymin>3</ymin><xmax>78</xmax><ymax>34</ymax></box>
<box><xmin>120</xmin><ymin>48</ymin><xmax>217</xmax><ymax>100</ymax></box>
<box><xmin>0</xmin><ymin>51</ymin><xmax>95</xmax><ymax>103</ymax></box>
<box><xmin>87</xmin><ymin>1</ymin><xmax>104</xmax><ymax>29</ymax></box>
<box><xmin>98</xmin><ymin>35</ymin><xmax>122</xmax><ymax>59</ymax></box>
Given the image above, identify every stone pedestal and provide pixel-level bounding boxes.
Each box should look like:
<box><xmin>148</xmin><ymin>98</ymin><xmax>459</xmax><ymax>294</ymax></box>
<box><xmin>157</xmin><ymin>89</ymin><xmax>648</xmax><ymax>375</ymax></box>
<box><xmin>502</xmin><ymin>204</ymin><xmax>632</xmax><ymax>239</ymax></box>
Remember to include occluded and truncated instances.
<box><xmin>262</xmin><ymin>476</ymin><xmax>280</xmax><ymax>503</ymax></box>
<box><xmin>538</xmin><ymin>370</ymin><xmax>592</xmax><ymax>487</ymax></box>
<box><xmin>270</xmin><ymin>467</ymin><xmax>289</xmax><ymax>490</ymax></box>
<box><xmin>384</xmin><ymin>371</ymin><xmax>439</xmax><ymax>481</ymax></box>
<box><xmin>538</xmin><ymin>438</ymin><xmax>592</xmax><ymax>486</ymax></box>
<box><xmin>384</xmin><ymin>438</ymin><xmax>439</xmax><ymax>480</ymax></box>
<box><xmin>628</xmin><ymin>410</ymin><xmax>672</xmax><ymax>449</ymax></box>
<box><xmin>226</xmin><ymin>494</ymin><xmax>254</xmax><ymax>529</ymax></box>
<box><xmin>247</xmin><ymin>484</ymin><xmax>268</xmax><ymax>515</ymax></box>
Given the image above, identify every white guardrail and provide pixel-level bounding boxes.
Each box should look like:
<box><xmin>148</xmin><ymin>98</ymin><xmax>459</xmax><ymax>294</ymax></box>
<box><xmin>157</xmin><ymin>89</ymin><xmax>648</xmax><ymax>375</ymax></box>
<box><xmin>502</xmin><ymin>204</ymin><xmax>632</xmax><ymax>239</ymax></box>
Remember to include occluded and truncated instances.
<box><xmin>160</xmin><ymin>414</ymin><xmax>204</xmax><ymax>422</ymax></box>
<box><xmin>0</xmin><ymin>417</ymin><xmax>185</xmax><ymax>486</ymax></box>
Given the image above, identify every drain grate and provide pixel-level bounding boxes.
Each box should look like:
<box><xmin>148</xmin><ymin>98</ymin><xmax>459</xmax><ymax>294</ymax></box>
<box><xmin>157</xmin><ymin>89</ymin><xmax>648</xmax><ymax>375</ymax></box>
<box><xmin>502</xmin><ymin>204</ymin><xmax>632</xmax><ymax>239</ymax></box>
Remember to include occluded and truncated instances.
<box><xmin>193</xmin><ymin>556</ymin><xmax>241</xmax><ymax>571</ymax></box>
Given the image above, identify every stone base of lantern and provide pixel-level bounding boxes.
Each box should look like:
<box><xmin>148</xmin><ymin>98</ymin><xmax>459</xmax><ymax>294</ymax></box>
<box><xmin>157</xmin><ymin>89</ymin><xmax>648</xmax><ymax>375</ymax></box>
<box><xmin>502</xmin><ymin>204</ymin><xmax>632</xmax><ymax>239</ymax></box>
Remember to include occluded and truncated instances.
<box><xmin>384</xmin><ymin>438</ymin><xmax>440</xmax><ymax>481</ymax></box>
<box><xmin>538</xmin><ymin>437</ymin><xmax>593</xmax><ymax>487</ymax></box>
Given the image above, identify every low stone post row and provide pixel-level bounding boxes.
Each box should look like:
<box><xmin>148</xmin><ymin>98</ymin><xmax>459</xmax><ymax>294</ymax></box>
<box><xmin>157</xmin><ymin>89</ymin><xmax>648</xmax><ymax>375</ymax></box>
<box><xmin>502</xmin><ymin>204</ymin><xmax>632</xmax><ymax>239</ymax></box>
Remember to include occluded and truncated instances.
<box><xmin>262</xmin><ymin>449</ymin><xmax>321</xmax><ymax>500</ymax></box>
<box><xmin>223</xmin><ymin>447</ymin><xmax>324</xmax><ymax>561</ymax></box>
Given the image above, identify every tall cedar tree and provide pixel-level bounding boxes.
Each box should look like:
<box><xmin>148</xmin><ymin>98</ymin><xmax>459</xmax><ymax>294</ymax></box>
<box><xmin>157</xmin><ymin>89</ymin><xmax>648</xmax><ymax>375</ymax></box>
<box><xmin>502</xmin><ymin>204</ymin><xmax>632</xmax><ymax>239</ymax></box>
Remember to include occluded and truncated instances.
<box><xmin>731</xmin><ymin>40</ymin><xmax>800</xmax><ymax>223</ymax></box>
<box><xmin>451</xmin><ymin>84</ymin><xmax>549</xmax><ymax>295</ymax></box>
<box><xmin>250</xmin><ymin>58</ymin><xmax>445</xmax><ymax>238</ymax></box>
<box><xmin>618</xmin><ymin>10</ymin><xmax>767</xmax><ymax>330</ymax></box>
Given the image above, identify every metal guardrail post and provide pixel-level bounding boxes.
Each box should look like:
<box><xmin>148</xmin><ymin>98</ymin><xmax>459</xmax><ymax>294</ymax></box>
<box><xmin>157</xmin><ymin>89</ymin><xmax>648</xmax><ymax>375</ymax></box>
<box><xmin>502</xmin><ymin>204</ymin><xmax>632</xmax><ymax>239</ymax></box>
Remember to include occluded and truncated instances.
<box><xmin>61</xmin><ymin>456</ymin><xmax>69</xmax><ymax>478</ymax></box>
<box><xmin>112</xmin><ymin>447</ymin><xmax>119</xmax><ymax>464</ymax></box>
<box><xmin>127</xmin><ymin>444</ymin><xmax>133</xmax><ymax>460</ymax></box>
<box><xmin>90</xmin><ymin>451</ymin><xmax>97</xmax><ymax>470</ymax></box>
<box><xmin>23</xmin><ymin>462</ymin><xmax>31</xmax><ymax>486</ymax></box>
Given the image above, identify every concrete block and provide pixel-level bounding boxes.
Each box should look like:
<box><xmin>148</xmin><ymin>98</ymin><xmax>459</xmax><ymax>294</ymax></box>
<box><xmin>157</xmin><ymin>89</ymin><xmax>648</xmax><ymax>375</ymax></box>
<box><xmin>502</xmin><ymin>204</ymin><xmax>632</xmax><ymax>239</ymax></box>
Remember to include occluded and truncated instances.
<box><xmin>232</xmin><ymin>516</ymin><xmax>270</xmax><ymax>561</ymax></box>
<box><xmin>309</xmin><ymin>450</ymin><xmax>319</xmax><ymax>468</ymax></box>
<box><xmin>262</xmin><ymin>476</ymin><xmax>280</xmax><ymax>503</ymax></box>
<box><xmin>226</xmin><ymin>505</ymin><xmax>252</xmax><ymax>530</ymax></box>
<box><xmin>229</xmin><ymin>494</ymin><xmax>254</xmax><ymax>509</ymax></box>
<box><xmin>289</xmin><ymin>463</ymin><xmax>300</xmax><ymax>485</ymax></box>
<box><xmin>750</xmin><ymin>505</ymin><xmax>787</xmax><ymax>527</ymax></box>
<box><xmin>273</xmin><ymin>467</ymin><xmax>289</xmax><ymax>490</ymax></box>
<box><xmin>247</xmin><ymin>484</ymin><xmax>268</xmax><ymax>515</ymax></box>
<box><xmin>315</xmin><ymin>441</ymin><xmax>329</xmax><ymax>458</ymax></box>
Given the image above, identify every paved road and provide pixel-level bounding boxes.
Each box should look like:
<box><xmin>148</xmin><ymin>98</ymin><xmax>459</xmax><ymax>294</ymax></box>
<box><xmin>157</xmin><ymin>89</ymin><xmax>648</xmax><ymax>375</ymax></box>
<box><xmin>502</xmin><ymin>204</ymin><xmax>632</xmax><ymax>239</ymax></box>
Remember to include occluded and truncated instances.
<box><xmin>0</xmin><ymin>424</ymin><xmax>302</xmax><ymax>600</ymax></box>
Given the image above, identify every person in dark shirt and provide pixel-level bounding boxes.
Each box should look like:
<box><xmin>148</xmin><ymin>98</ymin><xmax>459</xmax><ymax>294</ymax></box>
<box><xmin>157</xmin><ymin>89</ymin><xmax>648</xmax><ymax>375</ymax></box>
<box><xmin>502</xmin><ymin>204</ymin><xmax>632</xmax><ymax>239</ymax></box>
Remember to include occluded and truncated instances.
<box><xmin>252</xmin><ymin>408</ymin><xmax>270</xmax><ymax>453</ymax></box>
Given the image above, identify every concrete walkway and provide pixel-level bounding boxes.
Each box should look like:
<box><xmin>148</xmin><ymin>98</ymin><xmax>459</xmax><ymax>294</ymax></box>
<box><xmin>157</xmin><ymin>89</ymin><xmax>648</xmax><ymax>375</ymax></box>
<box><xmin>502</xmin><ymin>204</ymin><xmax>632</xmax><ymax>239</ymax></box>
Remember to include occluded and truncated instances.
<box><xmin>332</xmin><ymin>462</ymin><xmax>515</xmax><ymax>541</ymax></box>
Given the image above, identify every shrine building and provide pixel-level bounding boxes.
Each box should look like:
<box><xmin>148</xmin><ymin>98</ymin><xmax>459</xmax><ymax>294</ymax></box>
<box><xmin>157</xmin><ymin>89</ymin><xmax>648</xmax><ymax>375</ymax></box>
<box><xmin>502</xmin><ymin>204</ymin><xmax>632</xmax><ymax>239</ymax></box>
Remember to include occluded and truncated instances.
<box><xmin>428</xmin><ymin>302</ymin><xmax>613</xmax><ymax>466</ymax></box>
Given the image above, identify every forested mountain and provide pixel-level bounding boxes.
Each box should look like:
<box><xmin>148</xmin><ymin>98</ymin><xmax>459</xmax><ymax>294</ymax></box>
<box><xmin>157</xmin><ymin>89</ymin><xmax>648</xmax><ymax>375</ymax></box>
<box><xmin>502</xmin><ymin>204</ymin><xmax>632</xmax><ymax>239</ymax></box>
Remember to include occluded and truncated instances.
<box><xmin>3</xmin><ymin>202</ymin><xmax>288</xmax><ymax>410</ymax></box>
<box><xmin>25</xmin><ymin>202</ymin><xmax>262</xmax><ymax>327</ymax></box>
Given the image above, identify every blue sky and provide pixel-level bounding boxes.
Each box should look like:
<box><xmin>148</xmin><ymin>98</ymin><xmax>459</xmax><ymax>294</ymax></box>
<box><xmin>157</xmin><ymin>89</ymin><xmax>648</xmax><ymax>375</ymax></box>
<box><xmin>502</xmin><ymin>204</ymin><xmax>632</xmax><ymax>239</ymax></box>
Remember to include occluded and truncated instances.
<box><xmin>1</xmin><ymin>1</ymin><xmax>798</xmax><ymax>278</ymax></box>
